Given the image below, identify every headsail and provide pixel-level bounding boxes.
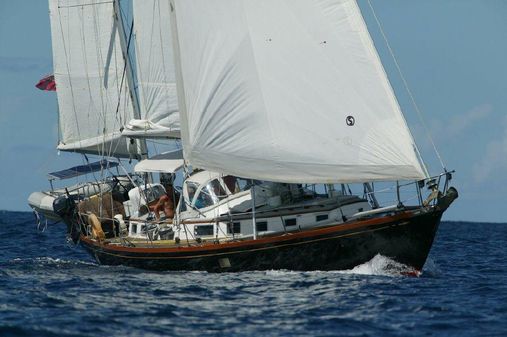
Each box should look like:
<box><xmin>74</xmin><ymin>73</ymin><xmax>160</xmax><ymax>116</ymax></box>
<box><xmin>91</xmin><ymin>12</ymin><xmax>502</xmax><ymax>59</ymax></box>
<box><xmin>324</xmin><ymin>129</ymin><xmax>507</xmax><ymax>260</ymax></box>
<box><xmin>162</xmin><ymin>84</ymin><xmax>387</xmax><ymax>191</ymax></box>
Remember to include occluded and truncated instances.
<box><xmin>48</xmin><ymin>0</ymin><xmax>138</xmax><ymax>158</ymax></box>
<box><xmin>122</xmin><ymin>0</ymin><xmax>180</xmax><ymax>139</ymax></box>
<box><xmin>169</xmin><ymin>0</ymin><xmax>427</xmax><ymax>183</ymax></box>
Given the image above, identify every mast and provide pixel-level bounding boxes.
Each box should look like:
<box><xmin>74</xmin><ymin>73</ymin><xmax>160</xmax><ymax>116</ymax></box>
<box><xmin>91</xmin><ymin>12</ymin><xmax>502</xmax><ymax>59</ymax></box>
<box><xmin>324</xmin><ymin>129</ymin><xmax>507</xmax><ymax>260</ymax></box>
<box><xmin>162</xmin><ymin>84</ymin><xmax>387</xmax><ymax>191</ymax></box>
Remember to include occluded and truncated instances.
<box><xmin>122</xmin><ymin>0</ymin><xmax>181</xmax><ymax>140</ymax></box>
<box><xmin>113</xmin><ymin>0</ymin><xmax>148</xmax><ymax>159</ymax></box>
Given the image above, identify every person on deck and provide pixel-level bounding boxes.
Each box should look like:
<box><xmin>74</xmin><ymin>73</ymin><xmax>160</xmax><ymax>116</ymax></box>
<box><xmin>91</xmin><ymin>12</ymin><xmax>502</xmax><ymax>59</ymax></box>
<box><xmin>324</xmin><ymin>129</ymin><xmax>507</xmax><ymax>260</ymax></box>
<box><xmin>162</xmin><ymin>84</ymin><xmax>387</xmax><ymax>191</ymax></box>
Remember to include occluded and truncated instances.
<box><xmin>152</xmin><ymin>174</ymin><xmax>178</xmax><ymax>220</ymax></box>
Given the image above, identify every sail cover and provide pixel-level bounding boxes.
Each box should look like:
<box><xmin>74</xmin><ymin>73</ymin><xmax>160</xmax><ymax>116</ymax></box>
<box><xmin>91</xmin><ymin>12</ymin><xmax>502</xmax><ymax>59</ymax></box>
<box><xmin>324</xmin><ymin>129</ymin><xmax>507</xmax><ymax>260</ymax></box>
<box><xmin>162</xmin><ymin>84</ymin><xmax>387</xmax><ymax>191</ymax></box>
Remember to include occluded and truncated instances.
<box><xmin>170</xmin><ymin>0</ymin><xmax>427</xmax><ymax>183</ymax></box>
<box><xmin>48</xmin><ymin>0</ymin><xmax>138</xmax><ymax>158</ymax></box>
<box><xmin>122</xmin><ymin>0</ymin><xmax>180</xmax><ymax>139</ymax></box>
<box><xmin>134</xmin><ymin>149</ymin><xmax>184</xmax><ymax>173</ymax></box>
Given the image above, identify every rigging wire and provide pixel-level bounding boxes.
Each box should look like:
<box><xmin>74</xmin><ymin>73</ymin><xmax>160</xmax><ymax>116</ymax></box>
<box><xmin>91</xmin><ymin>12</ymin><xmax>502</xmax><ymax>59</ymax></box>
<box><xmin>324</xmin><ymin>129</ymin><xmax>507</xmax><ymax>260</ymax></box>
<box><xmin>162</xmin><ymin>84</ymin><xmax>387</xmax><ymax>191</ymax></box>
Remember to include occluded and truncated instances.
<box><xmin>366</xmin><ymin>0</ymin><xmax>446</xmax><ymax>172</ymax></box>
<box><xmin>118</xmin><ymin>3</ymin><xmax>149</xmax><ymax>160</ymax></box>
<box><xmin>114</xmin><ymin>18</ymin><xmax>134</xmax><ymax>123</ymax></box>
<box><xmin>86</xmin><ymin>5</ymin><xmax>108</xmax><ymax>159</ymax></box>
<box><xmin>157</xmin><ymin>1</ymin><xmax>172</xmax><ymax>117</ymax></box>
<box><xmin>131</xmin><ymin>0</ymin><xmax>154</xmax><ymax>115</ymax></box>
<box><xmin>58</xmin><ymin>1</ymin><xmax>113</xmax><ymax>9</ymax></box>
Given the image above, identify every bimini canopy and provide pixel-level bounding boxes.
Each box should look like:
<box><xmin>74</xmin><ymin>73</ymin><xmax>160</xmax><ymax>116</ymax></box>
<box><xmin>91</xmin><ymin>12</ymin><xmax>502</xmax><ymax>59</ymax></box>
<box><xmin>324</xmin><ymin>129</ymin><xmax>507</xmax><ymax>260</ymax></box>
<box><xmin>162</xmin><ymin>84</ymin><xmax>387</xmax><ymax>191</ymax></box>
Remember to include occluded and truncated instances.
<box><xmin>134</xmin><ymin>149</ymin><xmax>184</xmax><ymax>173</ymax></box>
<box><xmin>48</xmin><ymin>159</ymin><xmax>119</xmax><ymax>180</ymax></box>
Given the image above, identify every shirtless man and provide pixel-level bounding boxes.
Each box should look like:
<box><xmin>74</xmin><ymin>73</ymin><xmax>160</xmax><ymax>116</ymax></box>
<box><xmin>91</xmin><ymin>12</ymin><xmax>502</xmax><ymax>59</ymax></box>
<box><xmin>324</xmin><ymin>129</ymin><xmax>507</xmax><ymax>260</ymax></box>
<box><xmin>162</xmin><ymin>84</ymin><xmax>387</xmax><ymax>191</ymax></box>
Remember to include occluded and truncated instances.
<box><xmin>152</xmin><ymin>184</ymin><xmax>175</xmax><ymax>220</ymax></box>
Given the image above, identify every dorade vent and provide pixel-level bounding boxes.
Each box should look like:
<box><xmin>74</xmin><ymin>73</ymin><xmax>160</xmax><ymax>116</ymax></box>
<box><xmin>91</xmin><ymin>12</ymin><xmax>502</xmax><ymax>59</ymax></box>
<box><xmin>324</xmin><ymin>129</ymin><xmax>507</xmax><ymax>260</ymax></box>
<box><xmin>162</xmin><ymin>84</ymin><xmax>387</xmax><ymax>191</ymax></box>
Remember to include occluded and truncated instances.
<box><xmin>284</xmin><ymin>218</ymin><xmax>297</xmax><ymax>227</ymax></box>
<box><xmin>256</xmin><ymin>221</ymin><xmax>268</xmax><ymax>232</ymax></box>
<box><xmin>316</xmin><ymin>214</ymin><xmax>329</xmax><ymax>222</ymax></box>
<box><xmin>195</xmin><ymin>225</ymin><xmax>214</xmax><ymax>236</ymax></box>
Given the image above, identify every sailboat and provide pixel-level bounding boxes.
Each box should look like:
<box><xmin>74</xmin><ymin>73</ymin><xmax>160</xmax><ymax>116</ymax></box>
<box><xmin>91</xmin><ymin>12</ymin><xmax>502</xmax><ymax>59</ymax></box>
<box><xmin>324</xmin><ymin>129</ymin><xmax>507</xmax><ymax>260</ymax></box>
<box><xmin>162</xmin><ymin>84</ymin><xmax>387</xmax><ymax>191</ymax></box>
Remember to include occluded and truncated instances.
<box><xmin>39</xmin><ymin>0</ymin><xmax>457</xmax><ymax>272</ymax></box>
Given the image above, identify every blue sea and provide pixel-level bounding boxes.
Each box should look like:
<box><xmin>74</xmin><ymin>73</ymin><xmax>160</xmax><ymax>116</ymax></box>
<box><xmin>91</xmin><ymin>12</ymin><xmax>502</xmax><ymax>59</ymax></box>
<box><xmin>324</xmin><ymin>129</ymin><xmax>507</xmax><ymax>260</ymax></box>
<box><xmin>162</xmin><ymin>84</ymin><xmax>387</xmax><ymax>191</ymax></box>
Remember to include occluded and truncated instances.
<box><xmin>0</xmin><ymin>211</ymin><xmax>506</xmax><ymax>337</ymax></box>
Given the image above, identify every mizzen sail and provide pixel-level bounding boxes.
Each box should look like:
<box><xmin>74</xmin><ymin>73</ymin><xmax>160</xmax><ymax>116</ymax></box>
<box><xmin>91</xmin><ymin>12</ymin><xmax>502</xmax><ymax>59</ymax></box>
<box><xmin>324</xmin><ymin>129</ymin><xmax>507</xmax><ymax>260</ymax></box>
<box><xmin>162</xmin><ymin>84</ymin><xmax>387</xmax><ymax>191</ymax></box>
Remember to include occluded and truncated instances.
<box><xmin>48</xmin><ymin>0</ymin><xmax>138</xmax><ymax>158</ymax></box>
<box><xmin>170</xmin><ymin>0</ymin><xmax>427</xmax><ymax>183</ymax></box>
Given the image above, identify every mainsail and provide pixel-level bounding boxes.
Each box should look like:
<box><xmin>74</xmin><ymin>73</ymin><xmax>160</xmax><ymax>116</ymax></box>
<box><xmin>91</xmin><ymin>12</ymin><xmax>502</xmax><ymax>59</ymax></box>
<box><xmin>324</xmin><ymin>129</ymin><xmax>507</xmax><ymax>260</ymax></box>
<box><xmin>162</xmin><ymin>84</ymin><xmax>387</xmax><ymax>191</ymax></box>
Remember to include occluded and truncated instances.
<box><xmin>169</xmin><ymin>0</ymin><xmax>427</xmax><ymax>183</ymax></box>
<box><xmin>48</xmin><ymin>0</ymin><xmax>138</xmax><ymax>158</ymax></box>
<box><xmin>122</xmin><ymin>0</ymin><xmax>180</xmax><ymax>139</ymax></box>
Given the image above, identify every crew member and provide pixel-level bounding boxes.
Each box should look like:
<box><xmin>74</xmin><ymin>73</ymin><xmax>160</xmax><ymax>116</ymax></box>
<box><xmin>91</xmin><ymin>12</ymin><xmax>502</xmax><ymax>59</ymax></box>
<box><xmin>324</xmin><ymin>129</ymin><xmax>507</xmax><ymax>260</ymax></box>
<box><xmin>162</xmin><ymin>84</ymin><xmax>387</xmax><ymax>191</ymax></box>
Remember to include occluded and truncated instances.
<box><xmin>152</xmin><ymin>174</ymin><xmax>177</xmax><ymax>220</ymax></box>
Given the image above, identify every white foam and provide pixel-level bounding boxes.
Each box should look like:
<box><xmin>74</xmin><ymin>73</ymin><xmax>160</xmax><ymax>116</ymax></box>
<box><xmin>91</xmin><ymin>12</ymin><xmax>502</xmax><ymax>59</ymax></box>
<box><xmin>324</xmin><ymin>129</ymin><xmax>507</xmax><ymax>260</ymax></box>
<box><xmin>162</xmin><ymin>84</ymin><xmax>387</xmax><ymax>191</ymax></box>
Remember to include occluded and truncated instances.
<box><xmin>262</xmin><ymin>255</ymin><xmax>420</xmax><ymax>277</ymax></box>
<box><xmin>264</xmin><ymin>269</ymin><xmax>298</xmax><ymax>276</ymax></box>
<box><xmin>10</xmin><ymin>257</ymin><xmax>96</xmax><ymax>267</ymax></box>
<box><xmin>337</xmin><ymin>254</ymin><xmax>420</xmax><ymax>277</ymax></box>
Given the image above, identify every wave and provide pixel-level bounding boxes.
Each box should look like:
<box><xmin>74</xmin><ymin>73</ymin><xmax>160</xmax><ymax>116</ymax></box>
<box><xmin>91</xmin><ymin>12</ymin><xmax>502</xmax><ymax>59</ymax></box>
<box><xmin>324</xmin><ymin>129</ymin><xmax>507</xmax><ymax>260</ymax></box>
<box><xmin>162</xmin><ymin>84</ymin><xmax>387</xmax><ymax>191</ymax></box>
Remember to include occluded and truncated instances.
<box><xmin>337</xmin><ymin>254</ymin><xmax>421</xmax><ymax>277</ymax></box>
<box><xmin>8</xmin><ymin>256</ymin><xmax>96</xmax><ymax>267</ymax></box>
<box><xmin>263</xmin><ymin>254</ymin><xmax>422</xmax><ymax>277</ymax></box>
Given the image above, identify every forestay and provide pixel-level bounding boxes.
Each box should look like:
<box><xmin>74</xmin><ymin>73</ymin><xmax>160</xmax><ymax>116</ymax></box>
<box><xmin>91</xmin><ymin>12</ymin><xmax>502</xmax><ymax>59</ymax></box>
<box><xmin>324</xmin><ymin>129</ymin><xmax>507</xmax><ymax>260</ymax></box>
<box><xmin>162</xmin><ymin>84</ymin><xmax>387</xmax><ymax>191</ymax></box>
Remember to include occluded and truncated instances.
<box><xmin>122</xmin><ymin>0</ymin><xmax>180</xmax><ymax>139</ymax></box>
<box><xmin>48</xmin><ymin>0</ymin><xmax>137</xmax><ymax>158</ymax></box>
<box><xmin>170</xmin><ymin>0</ymin><xmax>427</xmax><ymax>183</ymax></box>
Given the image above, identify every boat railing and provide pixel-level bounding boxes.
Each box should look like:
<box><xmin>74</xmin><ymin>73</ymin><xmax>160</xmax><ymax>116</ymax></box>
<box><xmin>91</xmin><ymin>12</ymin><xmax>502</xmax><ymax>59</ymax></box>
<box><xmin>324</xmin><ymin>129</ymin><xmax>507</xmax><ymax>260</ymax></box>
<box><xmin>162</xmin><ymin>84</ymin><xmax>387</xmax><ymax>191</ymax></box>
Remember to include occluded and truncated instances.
<box><xmin>362</xmin><ymin>170</ymin><xmax>455</xmax><ymax>209</ymax></box>
<box><xmin>76</xmin><ymin>170</ymin><xmax>455</xmax><ymax>246</ymax></box>
<box><xmin>108</xmin><ymin>171</ymin><xmax>455</xmax><ymax>227</ymax></box>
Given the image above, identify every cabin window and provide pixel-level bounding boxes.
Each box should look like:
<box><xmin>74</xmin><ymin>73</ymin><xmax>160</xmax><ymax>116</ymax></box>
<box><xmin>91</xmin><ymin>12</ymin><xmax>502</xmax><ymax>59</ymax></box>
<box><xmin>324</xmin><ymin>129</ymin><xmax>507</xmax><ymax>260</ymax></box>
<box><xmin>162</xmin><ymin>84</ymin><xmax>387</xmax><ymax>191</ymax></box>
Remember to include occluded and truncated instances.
<box><xmin>194</xmin><ymin>188</ymin><xmax>215</xmax><ymax>209</ymax></box>
<box><xmin>195</xmin><ymin>225</ymin><xmax>214</xmax><ymax>236</ymax></box>
<box><xmin>131</xmin><ymin>224</ymin><xmax>137</xmax><ymax>234</ymax></box>
<box><xmin>316</xmin><ymin>214</ymin><xmax>328</xmax><ymax>222</ymax></box>
<box><xmin>223</xmin><ymin>176</ymin><xmax>240</xmax><ymax>194</ymax></box>
<box><xmin>186</xmin><ymin>182</ymin><xmax>199</xmax><ymax>202</ymax></box>
<box><xmin>207</xmin><ymin>179</ymin><xmax>227</xmax><ymax>201</ymax></box>
<box><xmin>224</xmin><ymin>176</ymin><xmax>262</xmax><ymax>194</ymax></box>
<box><xmin>227</xmin><ymin>222</ymin><xmax>241</xmax><ymax>234</ymax></box>
<box><xmin>256</xmin><ymin>221</ymin><xmax>268</xmax><ymax>232</ymax></box>
<box><xmin>284</xmin><ymin>218</ymin><xmax>297</xmax><ymax>227</ymax></box>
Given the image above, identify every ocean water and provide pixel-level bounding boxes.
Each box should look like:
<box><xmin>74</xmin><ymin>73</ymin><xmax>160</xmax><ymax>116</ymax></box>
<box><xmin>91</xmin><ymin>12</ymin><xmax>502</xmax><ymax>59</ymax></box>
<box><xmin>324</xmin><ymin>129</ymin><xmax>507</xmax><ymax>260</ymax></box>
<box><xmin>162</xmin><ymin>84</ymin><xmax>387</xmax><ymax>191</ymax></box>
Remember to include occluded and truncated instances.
<box><xmin>0</xmin><ymin>211</ymin><xmax>506</xmax><ymax>337</ymax></box>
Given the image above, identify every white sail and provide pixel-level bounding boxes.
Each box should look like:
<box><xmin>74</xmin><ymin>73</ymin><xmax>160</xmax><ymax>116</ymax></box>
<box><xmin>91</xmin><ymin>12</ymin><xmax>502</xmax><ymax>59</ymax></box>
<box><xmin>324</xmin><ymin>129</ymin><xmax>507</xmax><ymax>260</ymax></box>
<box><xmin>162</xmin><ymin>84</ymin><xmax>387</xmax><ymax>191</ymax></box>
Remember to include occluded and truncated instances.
<box><xmin>122</xmin><ymin>0</ymin><xmax>180</xmax><ymax>139</ymax></box>
<box><xmin>48</xmin><ymin>0</ymin><xmax>138</xmax><ymax>158</ymax></box>
<box><xmin>169</xmin><ymin>0</ymin><xmax>427</xmax><ymax>183</ymax></box>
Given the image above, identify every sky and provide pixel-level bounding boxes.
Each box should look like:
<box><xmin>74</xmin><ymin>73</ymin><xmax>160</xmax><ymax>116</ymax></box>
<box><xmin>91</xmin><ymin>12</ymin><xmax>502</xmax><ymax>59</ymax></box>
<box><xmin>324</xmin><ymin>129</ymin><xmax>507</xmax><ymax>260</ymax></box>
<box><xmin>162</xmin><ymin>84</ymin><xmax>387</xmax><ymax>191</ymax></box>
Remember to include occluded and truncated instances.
<box><xmin>0</xmin><ymin>0</ymin><xmax>506</xmax><ymax>222</ymax></box>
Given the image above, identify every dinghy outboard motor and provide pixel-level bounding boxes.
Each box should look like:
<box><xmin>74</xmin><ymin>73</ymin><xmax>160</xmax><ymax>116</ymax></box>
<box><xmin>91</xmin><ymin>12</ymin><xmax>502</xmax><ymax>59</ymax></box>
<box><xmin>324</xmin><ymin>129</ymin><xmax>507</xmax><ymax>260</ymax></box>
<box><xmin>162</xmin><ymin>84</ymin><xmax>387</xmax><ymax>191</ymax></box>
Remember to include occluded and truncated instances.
<box><xmin>53</xmin><ymin>193</ymin><xmax>81</xmax><ymax>244</ymax></box>
<box><xmin>53</xmin><ymin>194</ymin><xmax>74</xmax><ymax>219</ymax></box>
